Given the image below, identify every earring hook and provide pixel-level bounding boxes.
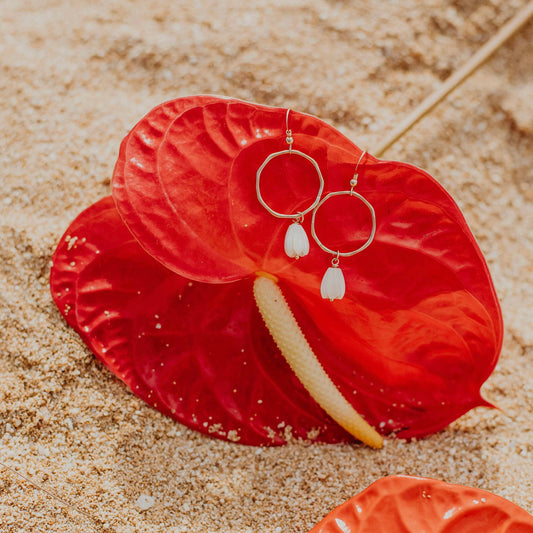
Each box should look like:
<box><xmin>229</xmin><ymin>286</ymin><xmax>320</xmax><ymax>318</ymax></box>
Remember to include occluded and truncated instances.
<box><xmin>350</xmin><ymin>150</ymin><xmax>367</xmax><ymax>194</ymax></box>
<box><xmin>285</xmin><ymin>109</ymin><xmax>293</xmax><ymax>154</ymax></box>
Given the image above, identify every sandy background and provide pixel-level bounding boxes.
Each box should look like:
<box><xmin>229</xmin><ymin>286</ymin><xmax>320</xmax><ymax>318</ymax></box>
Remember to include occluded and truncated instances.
<box><xmin>1</xmin><ymin>0</ymin><xmax>533</xmax><ymax>531</ymax></box>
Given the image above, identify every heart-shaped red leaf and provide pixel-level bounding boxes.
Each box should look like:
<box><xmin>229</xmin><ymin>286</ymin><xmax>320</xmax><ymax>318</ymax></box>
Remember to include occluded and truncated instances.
<box><xmin>309</xmin><ymin>476</ymin><xmax>533</xmax><ymax>532</ymax></box>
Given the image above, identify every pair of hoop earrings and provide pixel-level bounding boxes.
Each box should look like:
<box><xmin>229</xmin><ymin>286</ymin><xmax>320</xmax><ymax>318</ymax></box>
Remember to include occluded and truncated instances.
<box><xmin>256</xmin><ymin>110</ymin><xmax>376</xmax><ymax>302</ymax></box>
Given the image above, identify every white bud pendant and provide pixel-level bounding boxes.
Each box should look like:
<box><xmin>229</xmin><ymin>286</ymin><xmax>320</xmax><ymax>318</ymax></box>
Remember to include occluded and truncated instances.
<box><xmin>320</xmin><ymin>266</ymin><xmax>346</xmax><ymax>301</ymax></box>
<box><xmin>284</xmin><ymin>222</ymin><xmax>310</xmax><ymax>259</ymax></box>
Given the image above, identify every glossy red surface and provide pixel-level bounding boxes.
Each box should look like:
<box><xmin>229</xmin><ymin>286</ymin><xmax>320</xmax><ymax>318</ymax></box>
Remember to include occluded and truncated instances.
<box><xmin>50</xmin><ymin>96</ymin><xmax>503</xmax><ymax>445</ymax></box>
<box><xmin>309</xmin><ymin>476</ymin><xmax>533</xmax><ymax>532</ymax></box>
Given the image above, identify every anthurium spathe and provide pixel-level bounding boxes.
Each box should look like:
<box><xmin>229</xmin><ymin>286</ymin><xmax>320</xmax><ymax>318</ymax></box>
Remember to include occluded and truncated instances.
<box><xmin>309</xmin><ymin>476</ymin><xmax>533</xmax><ymax>532</ymax></box>
<box><xmin>50</xmin><ymin>95</ymin><xmax>503</xmax><ymax>446</ymax></box>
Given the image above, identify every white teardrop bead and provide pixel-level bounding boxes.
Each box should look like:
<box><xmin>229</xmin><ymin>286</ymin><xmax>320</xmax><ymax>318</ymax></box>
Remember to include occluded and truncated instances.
<box><xmin>320</xmin><ymin>267</ymin><xmax>346</xmax><ymax>301</ymax></box>
<box><xmin>284</xmin><ymin>222</ymin><xmax>310</xmax><ymax>259</ymax></box>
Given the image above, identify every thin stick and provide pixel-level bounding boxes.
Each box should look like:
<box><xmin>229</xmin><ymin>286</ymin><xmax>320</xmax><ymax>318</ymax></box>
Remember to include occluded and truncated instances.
<box><xmin>374</xmin><ymin>0</ymin><xmax>533</xmax><ymax>158</ymax></box>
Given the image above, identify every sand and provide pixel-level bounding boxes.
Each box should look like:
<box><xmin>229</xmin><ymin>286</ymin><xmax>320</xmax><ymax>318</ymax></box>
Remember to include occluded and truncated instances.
<box><xmin>1</xmin><ymin>1</ymin><xmax>532</xmax><ymax>531</ymax></box>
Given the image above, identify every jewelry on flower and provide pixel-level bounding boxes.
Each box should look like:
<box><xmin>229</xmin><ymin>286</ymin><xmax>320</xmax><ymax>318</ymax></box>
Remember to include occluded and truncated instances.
<box><xmin>256</xmin><ymin>109</ymin><xmax>324</xmax><ymax>259</ymax></box>
<box><xmin>311</xmin><ymin>151</ymin><xmax>376</xmax><ymax>301</ymax></box>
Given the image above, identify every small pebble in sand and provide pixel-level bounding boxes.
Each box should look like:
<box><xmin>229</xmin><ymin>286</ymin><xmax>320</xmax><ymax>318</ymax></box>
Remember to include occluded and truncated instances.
<box><xmin>135</xmin><ymin>494</ymin><xmax>155</xmax><ymax>511</ymax></box>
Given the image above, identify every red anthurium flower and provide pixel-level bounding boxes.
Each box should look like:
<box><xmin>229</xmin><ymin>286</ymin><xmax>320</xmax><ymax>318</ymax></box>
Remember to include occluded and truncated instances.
<box><xmin>309</xmin><ymin>476</ymin><xmax>533</xmax><ymax>532</ymax></box>
<box><xmin>50</xmin><ymin>96</ymin><xmax>502</xmax><ymax>446</ymax></box>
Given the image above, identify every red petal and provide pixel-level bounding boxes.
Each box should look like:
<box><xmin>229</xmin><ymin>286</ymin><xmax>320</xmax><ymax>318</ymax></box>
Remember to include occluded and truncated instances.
<box><xmin>309</xmin><ymin>476</ymin><xmax>533</xmax><ymax>532</ymax></box>
<box><xmin>111</xmin><ymin>97</ymin><xmax>502</xmax><ymax>437</ymax></box>
<box><xmin>50</xmin><ymin>196</ymin><xmax>359</xmax><ymax>445</ymax></box>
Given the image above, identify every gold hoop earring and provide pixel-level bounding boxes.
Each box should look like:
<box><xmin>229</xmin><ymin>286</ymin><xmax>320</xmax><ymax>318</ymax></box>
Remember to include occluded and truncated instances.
<box><xmin>311</xmin><ymin>152</ymin><xmax>376</xmax><ymax>301</ymax></box>
<box><xmin>256</xmin><ymin>110</ymin><xmax>324</xmax><ymax>259</ymax></box>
